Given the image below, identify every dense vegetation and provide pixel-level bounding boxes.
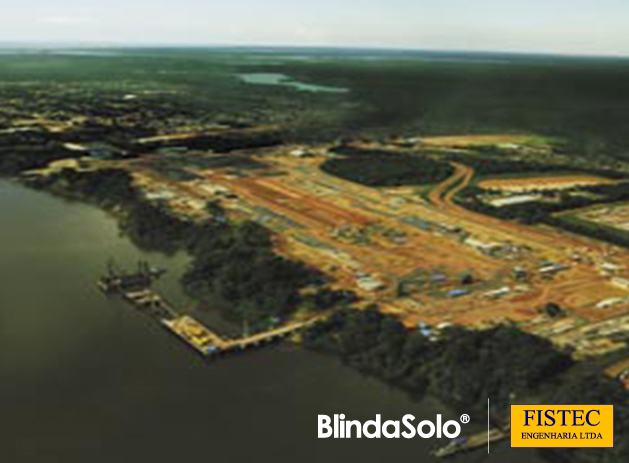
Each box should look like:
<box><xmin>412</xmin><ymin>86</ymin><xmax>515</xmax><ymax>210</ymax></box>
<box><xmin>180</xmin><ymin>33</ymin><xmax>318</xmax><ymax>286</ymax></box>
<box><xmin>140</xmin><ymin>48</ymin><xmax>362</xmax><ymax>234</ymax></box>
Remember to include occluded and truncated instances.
<box><xmin>321</xmin><ymin>146</ymin><xmax>454</xmax><ymax>187</ymax></box>
<box><xmin>304</xmin><ymin>308</ymin><xmax>629</xmax><ymax>463</ymax></box>
<box><xmin>442</xmin><ymin>150</ymin><xmax>629</xmax><ymax>179</ymax></box>
<box><xmin>457</xmin><ymin>182</ymin><xmax>629</xmax><ymax>227</ymax></box>
<box><xmin>2</xmin><ymin>49</ymin><xmax>629</xmax><ymax>157</ymax></box>
<box><xmin>34</xmin><ymin>167</ymin><xmax>139</xmax><ymax>205</ymax></box>
<box><xmin>136</xmin><ymin>129</ymin><xmax>284</xmax><ymax>153</ymax></box>
<box><xmin>0</xmin><ymin>142</ymin><xmax>80</xmax><ymax>175</ymax></box>
<box><xmin>304</xmin><ymin>308</ymin><xmax>572</xmax><ymax>413</ymax></box>
<box><xmin>28</xmin><ymin>168</ymin><xmax>329</xmax><ymax>327</ymax></box>
<box><xmin>547</xmin><ymin>215</ymin><xmax>629</xmax><ymax>249</ymax></box>
<box><xmin>271</xmin><ymin>53</ymin><xmax>629</xmax><ymax>159</ymax></box>
<box><xmin>123</xmin><ymin>199</ymin><xmax>196</xmax><ymax>254</ymax></box>
<box><xmin>0</xmin><ymin>51</ymin><xmax>354</xmax><ymax>141</ymax></box>
<box><xmin>182</xmin><ymin>220</ymin><xmax>324</xmax><ymax>324</ymax></box>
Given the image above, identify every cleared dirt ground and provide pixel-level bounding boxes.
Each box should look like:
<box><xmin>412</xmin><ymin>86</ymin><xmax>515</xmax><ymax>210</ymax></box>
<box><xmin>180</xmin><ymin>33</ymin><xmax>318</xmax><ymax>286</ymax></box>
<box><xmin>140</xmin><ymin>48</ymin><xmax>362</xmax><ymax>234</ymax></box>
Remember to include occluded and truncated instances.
<box><xmin>130</xmin><ymin>145</ymin><xmax>629</xmax><ymax>350</ymax></box>
<box><xmin>479</xmin><ymin>175</ymin><xmax>617</xmax><ymax>192</ymax></box>
<box><xmin>420</xmin><ymin>134</ymin><xmax>542</xmax><ymax>148</ymax></box>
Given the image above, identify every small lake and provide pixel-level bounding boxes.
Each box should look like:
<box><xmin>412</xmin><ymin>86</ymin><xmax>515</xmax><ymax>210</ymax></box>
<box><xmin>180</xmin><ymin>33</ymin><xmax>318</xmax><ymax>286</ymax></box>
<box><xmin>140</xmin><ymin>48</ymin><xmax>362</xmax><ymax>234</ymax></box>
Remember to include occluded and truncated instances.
<box><xmin>237</xmin><ymin>72</ymin><xmax>349</xmax><ymax>93</ymax></box>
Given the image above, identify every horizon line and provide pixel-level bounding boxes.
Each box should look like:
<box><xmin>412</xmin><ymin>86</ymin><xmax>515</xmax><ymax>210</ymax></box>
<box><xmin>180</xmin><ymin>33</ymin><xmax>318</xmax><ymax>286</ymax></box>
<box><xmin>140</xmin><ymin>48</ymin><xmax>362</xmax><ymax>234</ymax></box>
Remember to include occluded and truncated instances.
<box><xmin>1</xmin><ymin>40</ymin><xmax>629</xmax><ymax>61</ymax></box>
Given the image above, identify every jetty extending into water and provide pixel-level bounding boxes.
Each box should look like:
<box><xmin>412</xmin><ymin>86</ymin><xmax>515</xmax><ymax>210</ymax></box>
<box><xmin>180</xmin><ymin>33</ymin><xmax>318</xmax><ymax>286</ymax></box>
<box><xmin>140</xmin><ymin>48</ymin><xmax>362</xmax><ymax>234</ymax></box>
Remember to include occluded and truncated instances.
<box><xmin>98</xmin><ymin>259</ymin><xmax>166</xmax><ymax>294</ymax></box>
<box><xmin>98</xmin><ymin>262</ymin><xmax>321</xmax><ymax>358</ymax></box>
<box><xmin>162</xmin><ymin>314</ymin><xmax>321</xmax><ymax>356</ymax></box>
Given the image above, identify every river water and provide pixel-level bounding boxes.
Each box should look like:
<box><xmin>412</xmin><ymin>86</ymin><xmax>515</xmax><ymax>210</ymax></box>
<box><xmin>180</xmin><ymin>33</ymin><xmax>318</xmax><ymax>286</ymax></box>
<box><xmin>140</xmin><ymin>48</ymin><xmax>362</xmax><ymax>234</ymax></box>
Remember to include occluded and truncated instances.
<box><xmin>0</xmin><ymin>181</ymin><xmax>543</xmax><ymax>463</ymax></box>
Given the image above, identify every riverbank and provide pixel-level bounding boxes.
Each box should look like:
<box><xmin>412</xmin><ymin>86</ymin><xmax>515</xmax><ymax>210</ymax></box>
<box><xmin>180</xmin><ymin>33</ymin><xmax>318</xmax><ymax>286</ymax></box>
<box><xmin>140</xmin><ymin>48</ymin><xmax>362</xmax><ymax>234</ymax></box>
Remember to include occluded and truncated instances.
<box><xmin>303</xmin><ymin>307</ymin><xmax>629</xmax><ymax>463</ymax></box>
<box><xmin>22</xmin><ymin>167</ymin><xmax>343</xmax><ymax>331</ymax></box>
<box><xmin>1</xmin><ymin>180</ymin><xmax>547</xmax><ymax>463</ymax></box>
<box><xmin>9</xmin><ymin>167</ymin><xmax>629</xmax><ymax>463</ymax></box>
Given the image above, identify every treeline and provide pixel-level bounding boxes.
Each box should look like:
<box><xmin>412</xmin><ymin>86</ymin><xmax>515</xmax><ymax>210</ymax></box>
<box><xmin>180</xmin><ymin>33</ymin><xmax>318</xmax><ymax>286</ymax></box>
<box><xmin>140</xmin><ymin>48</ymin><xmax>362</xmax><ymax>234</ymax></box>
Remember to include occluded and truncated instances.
<box><xmin>304</xmin><ymin>308</ymin><xmax>572</xmax><ymax>413</ymax></box>
<box><xmin>442</xmin><ymin>151</ymin><xmax>629</xmax><ymax>179</ymax></box>
<box><xmin>0</xmin><ymin>143</ymin><xmax>82</xmax><ymax>176</ymax></box>
<box><xmin>136</xmin><ymin>129</ymin><xmax>284</xmax><ymax>154</ymax></box>
<box><xmin>56</xmin><ymin>124</ymin><xmax>151</xmax><ymax>152</ymax></box>
<box><xmin>273</xmin><ymin>57</ymin><xmax>629</xmax><ymax>159</ymax></box>
<box><xmin>27</xmin><ymin>168</ymin><xmax>190</xmax><ymax>253</ymax></box>
<box><xmin>547</xmin><ymin>215</ymin><xmax>629</xmax><ymax>249</ymax></box>
<box><xmin>304</xmin><ymin>308</ymin><xmax>629</xmax><ymax>463</ymax></box>
<box><xmin>32</xmin><ymin>167</ymin><xmax>139</xmax><ymax>205</ymax></box>
<box><xmin>457</xmin><ymin>182</ymin><xmax>629</xmax><ymax>231</ymax></box>
<box><xmin>28</xmin><ymin>168</ymin><xmax>338</xmax><ymax>328</ymax></box>
<box><xmin>0</xmin><ymin>126</ymin><xmax>137</xmax><ymax>176</ymax></box>
<box><xmin>321</xmin><ymin>146</ymin><xmax>453</xmax><ymax>187</ymax></box>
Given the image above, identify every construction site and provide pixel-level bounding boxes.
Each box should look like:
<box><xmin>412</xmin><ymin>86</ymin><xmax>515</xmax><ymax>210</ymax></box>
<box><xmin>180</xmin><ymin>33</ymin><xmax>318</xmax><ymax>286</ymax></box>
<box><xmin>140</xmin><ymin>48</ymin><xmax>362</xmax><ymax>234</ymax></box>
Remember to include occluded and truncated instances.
<box><xmin>28</xmin><ymin>131</ymin><xmax>629</xmax><ymax>386</ymax></box>
<box><xmin>131</xmin><ymin>145</ymin><xmax>622</xmax><ymax>312</ymax></box>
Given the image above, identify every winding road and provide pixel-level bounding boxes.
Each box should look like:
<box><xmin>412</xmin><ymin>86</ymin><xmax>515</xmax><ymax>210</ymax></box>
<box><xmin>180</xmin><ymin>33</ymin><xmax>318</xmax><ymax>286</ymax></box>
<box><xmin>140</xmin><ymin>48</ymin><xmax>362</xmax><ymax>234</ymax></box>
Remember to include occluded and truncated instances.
<box><xmin>427</xmin><ymin>161</ymin><xmax>605</xmax><ymax>252</ymax></box>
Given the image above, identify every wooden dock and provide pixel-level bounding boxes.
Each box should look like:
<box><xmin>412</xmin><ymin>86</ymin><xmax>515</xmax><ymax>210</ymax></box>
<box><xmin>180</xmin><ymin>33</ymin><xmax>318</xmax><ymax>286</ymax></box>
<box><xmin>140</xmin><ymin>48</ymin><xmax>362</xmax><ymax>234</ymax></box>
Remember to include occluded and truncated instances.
<box><xmin>98</xmin><ymin>266</ymin><xmax>321</xmax><ymax>358</ymax></box>
<box><xmin>122</xmin><ymin>289</ymin><xmax>179</xmax><ymax>319</ymax></box>
<box><xmin>161</xmin><ymin>314</ymin><xmax>321</xmax><ymax>357</ymax></box>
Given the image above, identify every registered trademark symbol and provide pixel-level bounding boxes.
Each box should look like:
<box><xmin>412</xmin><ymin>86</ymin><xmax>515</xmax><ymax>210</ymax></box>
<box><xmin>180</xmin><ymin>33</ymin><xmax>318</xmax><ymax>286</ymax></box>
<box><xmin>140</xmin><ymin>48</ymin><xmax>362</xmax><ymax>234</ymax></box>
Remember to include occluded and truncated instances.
<box><xmin>460</xmin><ymin>414</ymin><xmax>470</xmax><ymax>424</ymax></box>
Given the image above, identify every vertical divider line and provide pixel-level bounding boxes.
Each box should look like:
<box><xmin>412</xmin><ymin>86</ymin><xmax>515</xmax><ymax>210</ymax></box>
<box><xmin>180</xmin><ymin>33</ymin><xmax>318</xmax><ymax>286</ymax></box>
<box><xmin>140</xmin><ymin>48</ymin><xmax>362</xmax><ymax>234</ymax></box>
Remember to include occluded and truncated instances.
<box><xmin>488</xmin><ymin>398</ymin><xmax>490</xmax><ymax>453</ymax></box>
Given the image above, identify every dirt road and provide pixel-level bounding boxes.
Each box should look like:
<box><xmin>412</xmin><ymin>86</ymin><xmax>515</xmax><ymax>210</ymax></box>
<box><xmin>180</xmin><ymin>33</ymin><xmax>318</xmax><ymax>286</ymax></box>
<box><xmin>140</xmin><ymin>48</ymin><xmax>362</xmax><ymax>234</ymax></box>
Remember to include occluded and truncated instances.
<box><xmin>427</xmin><ymin>162</ymin><xmax>608</xmax><ymax>254</ymax></box>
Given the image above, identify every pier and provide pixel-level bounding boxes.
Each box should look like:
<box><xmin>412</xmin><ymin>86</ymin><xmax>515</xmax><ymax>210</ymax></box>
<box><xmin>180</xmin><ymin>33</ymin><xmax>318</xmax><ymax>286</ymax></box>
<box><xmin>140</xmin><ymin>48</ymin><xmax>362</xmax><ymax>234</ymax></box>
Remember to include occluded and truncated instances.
<box><xmin>98</xmin><ymin>259</ymin><xmax>166</xmax><ymax>294</ymax></box>
<box><xmin>162</xmin><ymin>315</ymin><xmax>321</xmax><ymax>356</ymax></box>
<box><xmin>98</xmin><ymin>263</ymin><xmax>321</xmax><ymax>358</ymax></box>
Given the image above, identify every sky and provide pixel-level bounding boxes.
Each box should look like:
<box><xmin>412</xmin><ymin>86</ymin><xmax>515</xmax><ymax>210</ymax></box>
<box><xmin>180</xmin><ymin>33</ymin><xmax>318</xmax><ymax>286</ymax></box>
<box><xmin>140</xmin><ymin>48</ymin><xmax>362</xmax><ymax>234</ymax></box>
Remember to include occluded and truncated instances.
<box><xmin>1</xmin><ymin>0</ymin><xmax>629</xmax><ymax>56</ymax></box>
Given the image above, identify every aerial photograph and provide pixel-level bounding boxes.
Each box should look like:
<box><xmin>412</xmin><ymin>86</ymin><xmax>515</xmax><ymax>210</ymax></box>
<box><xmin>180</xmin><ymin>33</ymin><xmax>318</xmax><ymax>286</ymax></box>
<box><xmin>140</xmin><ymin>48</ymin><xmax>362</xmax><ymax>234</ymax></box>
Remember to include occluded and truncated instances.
<box><xmin>1</xmin><ymin>1</ymin><xmax>629</xmax><ymax>462</ymax></box>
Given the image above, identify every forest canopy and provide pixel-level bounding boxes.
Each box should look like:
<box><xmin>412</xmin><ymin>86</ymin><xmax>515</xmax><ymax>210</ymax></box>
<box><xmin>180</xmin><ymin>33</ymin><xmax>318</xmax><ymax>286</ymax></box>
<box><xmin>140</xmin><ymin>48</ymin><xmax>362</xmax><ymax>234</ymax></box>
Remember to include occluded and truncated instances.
<box><xmin>304</xmin><ymin>308</ymin><xmax>629</xmax><ymax>463</ymax></box>
<box><xmin>321</xmin><ymin>147</ymin><xmax>453</xmax><ymax>187</ymax></box>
